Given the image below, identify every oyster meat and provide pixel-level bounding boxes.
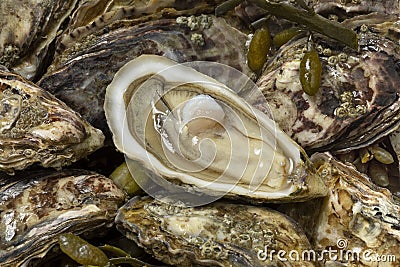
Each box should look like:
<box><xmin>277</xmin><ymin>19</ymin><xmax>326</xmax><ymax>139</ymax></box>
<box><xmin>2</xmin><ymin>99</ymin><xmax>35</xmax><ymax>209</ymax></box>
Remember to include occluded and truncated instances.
<box><xmin>116</xmin><ymin>196</ymin><xmax>315</xmax><ymax>267</ymax></box>
<box><xmin>0</xmin><ymin>170</ymin><xmax>126</xmax><ymax>267</ymax></box>
<box><xmin>105</xmin><ymin>55</ymin><xmax>327</xmax><ymax>203</ymax></box>
<box><xmin>0</xmin><ymin>68</ymin><xmax>104</xmax><ymax>174</ymax></box>
<box><xmin>309</xmin><ymin>153</ymin><xmax>400</xmax><ymax>266</ymax></box>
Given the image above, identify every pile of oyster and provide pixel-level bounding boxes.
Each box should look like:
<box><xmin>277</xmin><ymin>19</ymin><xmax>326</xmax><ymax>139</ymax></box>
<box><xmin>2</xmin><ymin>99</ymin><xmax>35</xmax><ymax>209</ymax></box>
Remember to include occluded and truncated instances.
<box><xmin>1</xmin><ymin>0</ymin><xmax>400</xmax><ymax>266</ymax></box>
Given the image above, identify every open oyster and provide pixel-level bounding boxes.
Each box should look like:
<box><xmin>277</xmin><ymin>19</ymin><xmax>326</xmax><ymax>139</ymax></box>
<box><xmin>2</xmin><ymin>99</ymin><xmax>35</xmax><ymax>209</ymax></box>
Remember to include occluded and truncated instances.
<box><xmin>105</xmin><ymin>55</ymin><xmax>326</xmax><ymax>203</ymax></box>
<box><xmin>0</xmin><ymin>69</ymin><xmax>104</xmax><ymax>174</ymax></box>
<box><xmin>309</xmin><ymin>153</ymin><xmax>400</xmax><ymax>266</ymax></box>
<box><xmin>0</xmin><ymin>170</ymin><xmax>126</xmax><ymax>267</ymax></box>
<box><xmin>116</xmin><ymin>196</ymin><xmax>315</xmax><ymax>267</ymax></box>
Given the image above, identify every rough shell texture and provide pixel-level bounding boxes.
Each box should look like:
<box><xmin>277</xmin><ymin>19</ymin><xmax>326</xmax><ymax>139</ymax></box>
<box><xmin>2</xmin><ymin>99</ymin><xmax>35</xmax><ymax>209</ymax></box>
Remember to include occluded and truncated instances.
<box><xmin>0</xmin><ymin>170</ymin><xmax>126</xmax><ymax>267</ymax></box>
<box><xmin>57</xmin><ymin>0</ymin><xmax>225</xmax><ymax>51</ymax></box>
<box><xmin>389</xmin><ymin>130</ymin><xmax>400</xmax><ymax>194</ymax></box>
<box><xmin>38</xmin><ymin>15</ymin><xmax>252</xmax><ymax>142</ymax></box>
<box><xmin>253</xmin><ymin>26</ymin><xmax>400</xmax><ymax>153</ymax></box>
<box><xmin>0</xmin><ymin>69</ymin><xmax>104</xmax><ymax>174</ymax></box>
<box><xmin>314</xmin><ymin>0</ymin><xmax>400</xmax><ymax>16</ymax></box>
<box><xmin>0</xmin><ymin>0</ymin><xmax>78</xmax><ymax>79</ymax></box>
<box><xmin>310</xmin><ymin>153</ymin><xmax>400</xmax><ymax>266</ymax></box>
<box><xmin>116</xmin><ymin>196</ymin><xmax>315</xmax><ymax>267</ymax></box>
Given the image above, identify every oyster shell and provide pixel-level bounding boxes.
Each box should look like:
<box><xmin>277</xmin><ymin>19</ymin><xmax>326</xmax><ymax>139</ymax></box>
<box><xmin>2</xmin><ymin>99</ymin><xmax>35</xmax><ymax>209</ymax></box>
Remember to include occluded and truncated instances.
<box><xmin>314</xmin><ymin>0</ymin><xmax>400</xmax><ymax>16</ymax></box>
<box><xmin>0</xmin><ymin>170</ymin><xmax>126</xmax><ymax>267</ymax></box>
<box><xmin>253</xmin><ymin>22</ymin><xmax>400</xmax><ymax>153</ymax></box>
<box><xmin>0</xmin><ymin>0</ymin><xmax>78</xmax><ymax>79</ymax></box>
<box><xmin>0</xmin><ymin>69</ymin><xmax>104</xmax><ymax>174</ymax></box>
<box><xmin>104</xmin><ymin>55</ymin><xmax>327</xmax><ymax>203</ymax></box>
<box><xmin>116</xmin><ymin>196</ymin><xmax>315</xmax><ymax>267</ymax></box>
<box><xmin>308</xmin><ymin>153</ymin><xmax>400</xmax><ymax>266</ymax></box>
<box><xmin>57</xmin><ymin>0</ymin><xmax>225</xmax><ymax>54</ymax></box>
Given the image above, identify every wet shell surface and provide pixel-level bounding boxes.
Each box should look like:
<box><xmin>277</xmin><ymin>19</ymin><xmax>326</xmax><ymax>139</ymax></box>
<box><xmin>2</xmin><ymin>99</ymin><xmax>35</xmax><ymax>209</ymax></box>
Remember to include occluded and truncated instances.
<box><xmin>0</xmin><ymin>68</ymin><xmax>104</xmax><ymax>174</ymax></box>
<box><xmin>0</xmin><ymin>170</ymin><xmax>126</xmax><ymax>267</ymax></box>
<box><xmin>104</xmin><ymin>55</ymin><xmax>327</xmax><ymax>203</ymax></box>
<box><xmin>116</xmin><ymin>196</ymin><xmax>315</xmax><ymax>267</ymax></box>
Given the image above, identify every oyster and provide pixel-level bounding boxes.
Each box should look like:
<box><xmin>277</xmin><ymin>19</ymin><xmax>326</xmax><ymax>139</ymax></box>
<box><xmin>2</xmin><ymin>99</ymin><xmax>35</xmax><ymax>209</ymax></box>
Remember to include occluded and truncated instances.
<box><xmin>0</xmin><ymin>69</ymin><xmax>104</xmax><ymax>174</ymax></box>
<box><xmin>57</xmin><ymin>0</ymin><xmax>225</xmax><ymax>53</ymax></box>
<box><xmin>253</xmin><ymin>22</ymin><xmax>400</xmax><ymax>153</ymax></box>
<box><xmin>308</xmin><ymin>153</ymin><xmax>400</xmax><ymax>266</ymax></box>
<box><xmin>0</xmin><ymin>0</ymin><xmax>78</xmax><ymax>79</ymax></box>
<box><xmin>104</xmin><ymin>55</ymin><xmax>327</xmax><ymax>203</ymax></box>
<box><xmin>116</xmin><ymin>196</ymin><xmax>315</xmax><ymax>267</ymax></box>
<box><xmin>0</xmin><ymin>170</ymin><xmax>126</xmax><ymax>267</ymax></box>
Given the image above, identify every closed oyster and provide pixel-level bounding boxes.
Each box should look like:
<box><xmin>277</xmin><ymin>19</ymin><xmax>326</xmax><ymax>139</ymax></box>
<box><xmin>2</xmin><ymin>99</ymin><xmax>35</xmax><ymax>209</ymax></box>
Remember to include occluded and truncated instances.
<box><xmin>0</xmin><ymin>170</ymin><xmax>126</xmax><ymax>267</ymax></box>
<box><xmin>38</xmin><ymin>14</ymin><xmax>251</xmax><ymax>140</ymax></box>
<box><xmin>253</xmin><ymin>23</ymin><xmax>400</xmax><ymax>152</ymax></box>
<box><xmin>116</xmin><ymin>196</ymin><xmax>315</xmax><ymax>267</ymax></box>
<box><xmin>0</xmin><ymin>0</ymin><xmax>78</xmax><ymax>79</ymax></box>
<box><xmin>57</xmin><ymin>0</ymin><xmax>225</xmax><ymax>54</ymax></box>
<box><xmin>105</xmin><ymin>55</ymin><xmax>327</xmax><ymax>203</ymax></box>
<box><xmin>0</xmin><ymin>69</ymin><xmax>104</xmax><ymax>174</ymax></box>
<box><xmin>309</xmin><ymin>153</ymin><xmax>400</xmax><ymax>266</ymax></box>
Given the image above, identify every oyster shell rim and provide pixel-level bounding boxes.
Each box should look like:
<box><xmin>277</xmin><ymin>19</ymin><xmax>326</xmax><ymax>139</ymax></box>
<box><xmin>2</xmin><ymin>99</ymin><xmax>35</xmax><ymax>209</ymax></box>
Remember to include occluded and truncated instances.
<box><xmin>104</xmin><ymin>54</ymin><xmax>327</xmax><ymax>203</ymax></box>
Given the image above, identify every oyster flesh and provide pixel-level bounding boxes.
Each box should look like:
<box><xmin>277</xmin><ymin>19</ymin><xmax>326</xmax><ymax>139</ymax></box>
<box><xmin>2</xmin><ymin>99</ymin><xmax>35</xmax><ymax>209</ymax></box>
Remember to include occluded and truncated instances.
<box><xmin>116</xmin><ymin>196</ymin><xmax>315</xmax><ymax>267</ymax></box>
<box><xmin>0</xmin><ymin>170</ymin><xmax>126</xmax><ymax>267</ymax></box>
<box><xmin>105</xmin><ymin>55</ymin><xmax>327</xmax><ymax>203</ymax></box>
<box><xmin>309</xmin><ymin>153</ymin><xmax>400</xmax><ymax>266</ymax></box>
<box><xmin>0</xmin><ymin>68</ymin><xmax>104</xmax><ymax>174</ymax></box>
